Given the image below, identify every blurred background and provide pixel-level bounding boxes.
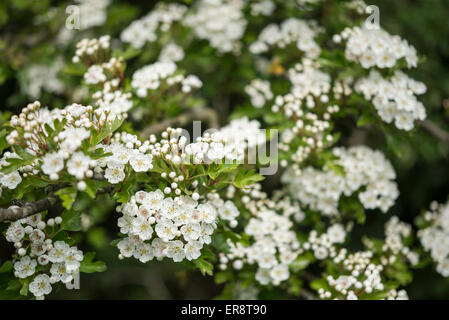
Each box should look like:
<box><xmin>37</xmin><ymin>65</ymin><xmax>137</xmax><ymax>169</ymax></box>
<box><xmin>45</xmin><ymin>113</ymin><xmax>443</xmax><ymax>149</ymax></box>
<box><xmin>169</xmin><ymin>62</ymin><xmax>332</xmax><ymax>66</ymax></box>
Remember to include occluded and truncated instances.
<box><xmin>1</xmin><ymin>0</ymin><xmax>449</xmax><ymax>299</ymax></box>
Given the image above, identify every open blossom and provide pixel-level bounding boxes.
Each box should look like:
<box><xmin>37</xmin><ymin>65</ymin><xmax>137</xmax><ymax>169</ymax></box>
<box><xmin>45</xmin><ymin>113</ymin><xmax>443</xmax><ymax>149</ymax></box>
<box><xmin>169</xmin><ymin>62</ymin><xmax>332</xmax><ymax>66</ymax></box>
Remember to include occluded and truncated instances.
<box><xmin>0</xmin><ymin>171</ymin><xmax>22</xmax><ymax>189</ymax></box>
<box><xmin>129</xmin><ymin>153</ymin><xmax>153</xmax><ymax>172</ymax></box>
<box><xmin>41</xmin><ymin>152</ymin><xmax>64</xmax><ymax>175</ymax></box>
<box><xmin>84</xmin><ymin>65</ymin><xmax>106</xmax><ymax>84</ymax></box>
<box><xmin>29</xmin><ymin>274</ymin><xmax>52</xmax><ymax>298</ymax></box>
<box><xmin>67</xmin><ymin>152</ymin><xmax>91</xmax><ymax>179</ymax></box>
<box><xmin>14</xmin><ymin>256</ymin><xmax>37</xmax><ymax>279</ymax></box>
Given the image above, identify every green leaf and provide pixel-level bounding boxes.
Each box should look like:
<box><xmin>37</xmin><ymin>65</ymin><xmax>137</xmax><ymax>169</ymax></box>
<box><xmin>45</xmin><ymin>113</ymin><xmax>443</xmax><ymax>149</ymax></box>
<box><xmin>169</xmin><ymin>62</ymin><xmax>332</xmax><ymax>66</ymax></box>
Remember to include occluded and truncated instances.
<box><xmin>233</xmin><ymin>168</ymin><xmax>264</xmax><ymax>189</ymax></box>
<box><xmin>113</xmin><ymin>177</ymin><xmax>135</xmax><ymax>203</ymax></box>
<box><xmin>55</xmin><ymin>187</ymin><xmax>77</xmax><ymax>210</ymax></box>
<box><xmin>19</xmin><ymin>278</ymin><xmax>30</xmax><ymax>296</ymax></box>
<box><xmin>357</xmin><ymin>109</ymin><xmax>375</xmax><ymax>127</ymax></box>
<box><xmin>79</xmin><ymin>252</ymin><xmax>107</xmax><ymax>273</ymax></box>
<box><xmin>215</xmin><ymin>271</ymin><xmax>233</xmax><ymax>284</ymax></box>
<box><xmin>290</xmin><ymin>252</ymin><xmax>315</xmax><ymax>272</ymax></box>
<box><xmin>0</xmin><ymin>261</ymin><xmax>13</xmax><ymax>273</ymax></box>
<box><xmin>90</xmin><ymin>117</ymin><xmax>124</xmax><ymax>147</ymax></box>
<box><xmin>60</xmin><ymin>210</ymin><xmax>82</xmax><ymax>232</ymax></box>
<box><xmin>194</xmin><ymin>258</ymin><xmax>214</xmax><ymax>276</ymax></box>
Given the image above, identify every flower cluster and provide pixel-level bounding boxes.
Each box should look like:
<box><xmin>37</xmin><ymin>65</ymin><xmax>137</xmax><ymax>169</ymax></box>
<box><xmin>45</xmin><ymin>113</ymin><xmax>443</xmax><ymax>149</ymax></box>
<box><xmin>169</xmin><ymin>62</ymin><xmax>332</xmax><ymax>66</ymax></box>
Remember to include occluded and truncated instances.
<box><xmin>302</xmin><ymin>226</ymin><xmax>346</xmax><ymax>261</ymax></box>
<box><xmin>282</xmin><ymin>146</ymin><xmax>398</xmax><ymax>216</ymax></box>
<box><xmin>96</xmin><ymin>132</ymin><xmax>154</xmax><ymax>184</ymax></box>
<box><xmin>72</xmin><ymin>35</ymin><xmax>110</xmax><ymax>64</ymax></box>
<box><xmin>250</xmin><ymin>18</ymin><xmax>321</xmax><ymax>59</ymax></box>
<box><xmin>75</xmin><ymin>0</ymin><xmax>110</xmax><ymax>30</ymax></box>
<box><xmin>355</xmin><ymin>70</ymin><xmax>427</xmax><ymax>130</ymax></box>
<box><xmin>116</xmin><ymin>190</ymin><xmax>238</xmax><ymax>263</ymax></box>
<box><xmin>184</xmin><ymin>0</ymin><xmax>247</xmax><ymax>53</ymax></box>
<box><xmin>245</xmin><ymin>79</ymin><xmax>273</xmax><ymax>108</ymax></box>
<box><xmin>250</xmin><ymin>0</ymin><xmax>275</xmax><ymax>17</ymax></box>
<box><xmin>6</xmin><ymin>214</ymin><xmax>83</xmax><ymax>299</ymax></box>
<box><xmin>271</xmin><ymin>60</ymin><xmax>342</xmax><ymax>166</ymax></box>
<box><xmin>22</xmin><ymin>59</ymin><xmax>65</xmax><ymax>99</ymax></box>
<box><xmin>3</xmin><ymin>102</ymin><xmax>101</xmax><ymax>190</ymax></box>
<box><xmin>418</xmin><ymin>200</ymin><xmax>449</xmax><ymax>277</ymax></box>
<box><xmin>121</xmin><ymin>3</ymin><xmax>187</xmax><ymax>49</ymax></box>
<box><xmin>219</xmin><ymin>184</ymin><xmax>304</xmax><ymax>286</ymax></box>
<box><xmin>337</xmin><ymin>25</ymin><xmax>418</xmax><ymax>69</ymax></box>
<box><xmin>319</xmin><ymin>250</ymin><xmax>409</xmax><ymax>300</ymax></box>
<box><xmin>159</xmin><ymin>42</ymin><xmax>185</xmax><ymax>63</ymax></box>
<box><xmin>221</xmin><ymin>209</ymin><xmax>301</xmax><ymax>286</ymax></box>
<box><xmin>131</xmin><ymin>61</ymin><xmax>202</xmax><ymax>98</ymax></box>
<box><xmin>365</xmin><ymin>216</ymin><xmax>419</xmax><ymax>266</ymax></box>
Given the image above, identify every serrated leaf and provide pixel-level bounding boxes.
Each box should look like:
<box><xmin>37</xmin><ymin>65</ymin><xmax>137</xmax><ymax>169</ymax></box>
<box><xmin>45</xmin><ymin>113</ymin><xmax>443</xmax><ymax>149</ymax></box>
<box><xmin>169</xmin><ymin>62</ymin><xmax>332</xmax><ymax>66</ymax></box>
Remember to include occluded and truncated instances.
<box><xmin>233</xmin><ymin>168</ymin><xmax>264</xmax><ymax>188</ymax></box>
<box><xmin>60</xmin><ymin>210</ymin><xmax>82</xmax><ymax>232</ymax></box>
<box><xmin>79</xmin><ymin>252</ymin><xmax>107</xmax><ymax>273</ymax></box>
<box><xmin>194</xmin><ymin>258</ymin><xmax>214</xmax><ymax>276</ymax></box>
<box><xmin>0</xmin><ymin>261</ymin><xmax>13</xmax><ymax>273</ymax></box>
<box><xmin>55</xmin><ymin>187</ymin><xmax>77</xmax><ymax>210</ymax></box>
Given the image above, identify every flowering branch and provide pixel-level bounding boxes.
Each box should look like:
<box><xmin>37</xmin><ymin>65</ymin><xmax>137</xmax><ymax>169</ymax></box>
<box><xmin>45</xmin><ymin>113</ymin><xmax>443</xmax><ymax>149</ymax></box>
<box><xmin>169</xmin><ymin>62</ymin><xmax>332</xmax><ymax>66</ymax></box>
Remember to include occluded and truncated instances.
<box><xmin>140</xmin><ymin>106</ymin><xmax>220</xmax><ymax>137</ymax></box>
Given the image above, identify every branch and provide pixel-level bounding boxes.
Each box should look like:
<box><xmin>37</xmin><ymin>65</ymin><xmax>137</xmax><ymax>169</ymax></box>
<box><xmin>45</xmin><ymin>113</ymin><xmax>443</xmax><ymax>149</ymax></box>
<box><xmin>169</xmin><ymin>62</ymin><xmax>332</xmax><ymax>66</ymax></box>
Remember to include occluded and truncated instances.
<box><xmin>299</xmin><ymin>288</ymin><xmax>317</xmax><ymax>300</ymax></box>
<box><xmin>0</xmin><ymin>185</ymin><xmax>114</xmax><ymax>223</ymax></box>
<box><xmin>418</xmin><ymin>120</ymin><xmax>449</xmax><ymax>143</ymax></box>
<box><xmin>0</xmin><ymin>196</ymin><xmax>58</xmax><ymax>223</ymax></box>
<box><xmin>140</xmin><ymin>107</ymin><xmax>220</xmax><ymax>137</ymax></box>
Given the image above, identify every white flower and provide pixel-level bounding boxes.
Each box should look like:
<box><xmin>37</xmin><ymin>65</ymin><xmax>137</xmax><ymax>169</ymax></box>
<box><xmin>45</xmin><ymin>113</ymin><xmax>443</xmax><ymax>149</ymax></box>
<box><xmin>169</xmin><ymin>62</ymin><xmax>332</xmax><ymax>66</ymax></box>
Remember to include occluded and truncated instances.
<box><xmin>269</xmin><ymin>264</ymin><xmax>289</xmax><ymax>285</ymax></box>
<box><xmin>14</xmin><ymin>256</ymin><xmax>37</xmax><ymax>278</ymax></box>
<box><xmin>48</xmin><ymin>241</ymin><xmax>70</xmax><ymax>263</ymax></box>
<box><xmin>133</xmin><ymin>242</ymin><xmax>154</xmax><ymax>263</ymax></box>
<box><xmin>29</xmin><ymin>274</ymin><xmax>52</xmax><ymax>298</ymax></box>
<box><xmin>6</xmin><ymin>223</ymin><xmax>25</xmax><ymax>243</ymax></box>
<box><xmin>84</xmin><ymin>65</ymin><xmax>106</xmax><ymax>84</ymax></box>
<box><xmin>1</xmin><ymin>171</ymin><xmax>22</xmax><ymax>189</ymax></box>
<box><xmin>196</xmin><ymin>203</ymin><xmax>217</xmax><ymax>224</ymax></box>
<box><xmin>166</xmin><ymin>240</ymin><xmax>185</xmax><ymax>262</ymax></box>
<box><xmin>180</xmin><ymin>223</ymin><xmax>201</xmax><ymax>242</ymax></box>
<box><xmin>218</xmin><ymin>200</ymin><xmax>240</xmax><ymax>220</ymax></box>
<box><xmin>145</xmin><ymin>189</ymin><xmax>165</xmax><ymax>210</ymax></box>
<box><xmin>41</xmin><ymin>152</ymin><xmax>64</xmax><ymax>175</ymax></box>
<box><xmin>67</xmin><ymin>152</ymin><xmax>91</xmax><ymax>179</ymax></box>
<box><xmin>155</xmin><ymin>219</ymin><xmax>177</xmax><ymax>241</ymax></box>
<box><xmin>159</xmin><ymin>42</ymin><xmax>185</xmax><ymax>62</ymax></box>
<box><xmin>117</xmin><ymin>215</ymin><xmax>134</xmax><ymax>234</ymax></box>
<box><xmin>64</xmin><ymin>247</ymin><xmax>83</xmax><ymax>272</ymax></box>
<box><xmin>184</xmin><ymin>240</ymin><xmax>202</xmax><ymax>261</ymax></box>
<box><xmin>30</xmin><ymin>242</ymin><xmax>47</xmax><ymax>256</ymax></box>
<box><xmin>161</xmin><ymin>198</ymin><xmax>181</xmax><ymax>220</ymax></box>
<box><xmin>132</xmin><ymin>217</ymin><xmax>154</xmax><ymax>241</ymax></box>
<box><xmin>50</xmin><ymin>263</ymin><xmax>73</xmax><ymax>283</ymax></box>
<box><xmin>129</xmin><ymin>153</ymin><xmax>153</xmax><ymax>172</ymax></box>
<box><xmin>29</xmin><ymin>229</ymin><xmax>45</xmax><ymax>243</ymax></box>
<box><xmin>255</xmin><ymin>268</ymin><xmax>272</xmax><ymax>285</ymax></box>
<box><xmin>152</xmin><ymin>238</ymin><xmax>169</xmax><ymax>258</ymax></box>
<box><xmin>117</xmin><ymin>238</ymin><xmax>136</xmax><ymax>258</ymax></box>
<box><xmin>104</xmin><ymin>163</ymin><xmax>125</xmax><ymax>184</ymax></box>
<box><xmin>327</xmin><ymin>224</ymin><xmax>346</xmax><ymax>244</ymax></box>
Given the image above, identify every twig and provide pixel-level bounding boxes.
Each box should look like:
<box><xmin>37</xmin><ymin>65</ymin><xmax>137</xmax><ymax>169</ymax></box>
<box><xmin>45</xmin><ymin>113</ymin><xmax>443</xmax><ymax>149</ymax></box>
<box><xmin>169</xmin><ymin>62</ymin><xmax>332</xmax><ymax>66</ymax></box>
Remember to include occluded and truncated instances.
<box><xmin>140</xmin><ymin>107</ymin><xmax>220</xmax><ymax>137</ymax></box>
<box><xmin>0</xmin><ymin>185</ymin><xmax>114</xmax><ymax>223</ymax></box>
<box><xmin>418</xmin><ymin>120</ymin><xmax>449</xmax><ymax>143</ymax></box>
<box><xmin>299</xmin><ymin>288</ymin><xmax>317</xmax><ymax>300</ymax></box>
